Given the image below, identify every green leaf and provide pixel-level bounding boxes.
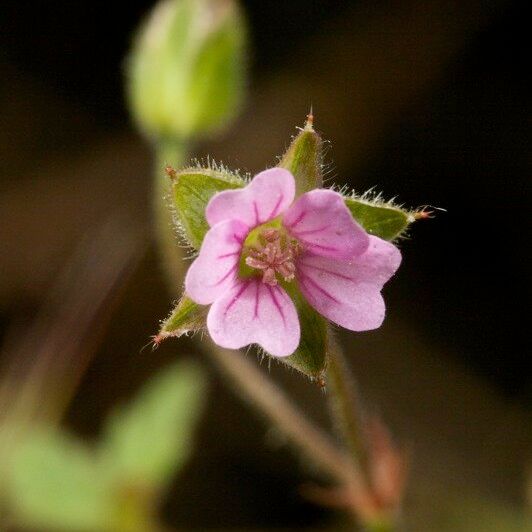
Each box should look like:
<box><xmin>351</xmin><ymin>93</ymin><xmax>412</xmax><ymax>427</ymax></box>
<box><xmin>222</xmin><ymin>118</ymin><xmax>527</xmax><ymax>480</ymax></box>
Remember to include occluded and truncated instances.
<box><xmin>279</xmin><ymin>285</ymin><xmax>328</xmax><ymax>380</ymax></box>
<box><xmin>7</xmin><ymin>429</ymin><xmax>112</xmax><ymax>531</ymax></box>
<box><xmin>279</xmin><ymin>119</ymin><xmax>323</xmax><ymax>195</ymax></box>
<box><xmin>158</xmin><ymin>294</ymin><xmax>207</xmax><ymax>339</ymax></box>
<box><xmin>101</xmin><ymin>361</ymin><xmax>207</xmax><ymax>488</ymax></box>
<box><xmin>171</xmin><ymin>166</ymin><xmax>245</xmax><ymax>248</ymax></box>
<box><xmin>344</xmin><ymin>196</ymin><xmax>414</xmax><ymax>241</ymax></box>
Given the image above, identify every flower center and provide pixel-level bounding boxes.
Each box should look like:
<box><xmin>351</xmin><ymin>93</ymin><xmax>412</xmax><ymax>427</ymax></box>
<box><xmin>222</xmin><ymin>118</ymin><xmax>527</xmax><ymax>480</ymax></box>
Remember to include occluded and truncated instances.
<box><xmin>242</xmin><ymin>227</ymin><xmax>299</xmax><ymax>286</ymax></box>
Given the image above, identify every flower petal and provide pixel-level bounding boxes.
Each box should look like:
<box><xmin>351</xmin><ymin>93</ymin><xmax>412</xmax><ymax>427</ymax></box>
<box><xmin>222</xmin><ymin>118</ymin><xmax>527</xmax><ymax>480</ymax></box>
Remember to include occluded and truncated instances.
<box><xmin>297</xmin><ymin>236</ymin><xmax>401</xmax><ymax>331</ymax></box>
<box><xmin>185</xmin><ymin>219</ymin><xmax>249</xmax><ymax>305</ymax></box>
<box><xmin>283</xmin><ymin>189</ymin><xmax>369</xmax><ymax>259</ymax></box>
<box><xmin>207</xmin><ymin>278</ymin><xmax>300</xmax><ymax>357</ymax></box>
<box><xmin>206</xmin><ymin>168</ymin><xmax>295</xmax><ymax>228</ymax></box>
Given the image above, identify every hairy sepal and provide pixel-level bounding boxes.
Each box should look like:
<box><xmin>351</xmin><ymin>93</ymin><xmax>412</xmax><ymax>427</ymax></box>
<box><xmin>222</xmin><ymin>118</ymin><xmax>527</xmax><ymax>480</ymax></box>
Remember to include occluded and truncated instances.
<box><xmin>344</xmin><ymin>192</ymin><xmax>415</xmax><ymax>241</ymax></box>
<box><xmin>158</xmin><ymin>294</ymin><xmax>207</xmax><ymax>340</ymax></box>
<box><xmin>170</xmin><ymin>164</ymin><xmax>245</xmax><ymax>249</ymax></box>
<box><xmin>275</xmin><ymin>285</ymin><xmax>328</xmax><ymax>380</ymax></box>
<box><xmin>279</xmin><ymin>120</ymin><xmax>323</xmax><ymax>195</ymax></box>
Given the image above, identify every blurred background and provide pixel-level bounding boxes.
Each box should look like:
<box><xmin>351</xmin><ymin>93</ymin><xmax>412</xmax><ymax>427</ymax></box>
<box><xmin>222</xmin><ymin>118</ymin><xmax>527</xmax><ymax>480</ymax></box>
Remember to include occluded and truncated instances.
<box><xmin>0</xmin><ymin>0</ymin><xmax>530</xmax><ymax>529</ymax></box>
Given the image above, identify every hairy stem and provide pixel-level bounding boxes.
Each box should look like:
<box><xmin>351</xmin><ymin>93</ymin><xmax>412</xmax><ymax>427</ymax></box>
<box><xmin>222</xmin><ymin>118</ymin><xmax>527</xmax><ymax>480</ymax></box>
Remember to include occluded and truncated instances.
<box><xmin>153</xmin><ymin>138</ymin><xmax>189</xmax><ymax>293</ymax></box>
<box><xmin>326</xmin><ymin>332</ymin><xmax>371</xmax><ymax>483</ymax></box>
<box><xmin>201</xmin><ymin>339</ymin><xmax>361</xmax><ymax>490</ymax></box>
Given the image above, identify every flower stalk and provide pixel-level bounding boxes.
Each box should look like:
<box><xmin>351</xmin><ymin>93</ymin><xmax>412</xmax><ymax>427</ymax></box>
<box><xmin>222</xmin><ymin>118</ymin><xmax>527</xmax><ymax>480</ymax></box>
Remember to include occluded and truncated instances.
<box><xmin>201</xmin><ymin>340</ymin><xmax>360</xmax><ymax>488</ymax></box>
<box><xmin>326</xmin><ymin>332</ymin><xmax>370</xmax><ymax>479</ymax></box>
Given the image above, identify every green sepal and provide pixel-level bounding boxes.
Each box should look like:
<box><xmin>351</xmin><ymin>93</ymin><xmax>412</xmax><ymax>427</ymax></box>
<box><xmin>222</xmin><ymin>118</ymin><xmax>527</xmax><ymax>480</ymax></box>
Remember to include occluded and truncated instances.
<box><xmin>344</xmin><ymin>195</ymin><xmax>415</xmax><ymax>241</ymax></box>
<box><xmin>170</xmin><ymin>165</ymin><xmax>245</xmax><ymax>248</ymax></box>
<box><xmin>278</xmin><ymin>285</ymin><xmax>328</xmax><ymax>380</ymax></box>
<box><xmin>158</xmin><ymin>294</ymin><xmax>207</xmax><ymax>340</ymax></box>
<box><xmin>279</xmin><ymin>119</ymin><xmax>323</xmax><ymax>195</ymax></box>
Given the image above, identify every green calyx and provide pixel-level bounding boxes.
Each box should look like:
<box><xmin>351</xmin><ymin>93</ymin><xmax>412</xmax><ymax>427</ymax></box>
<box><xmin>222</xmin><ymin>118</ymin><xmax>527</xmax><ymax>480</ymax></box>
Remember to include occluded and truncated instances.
<box><xmin>344</xmin><ymin>192</ymin><xmax>415</xmax><ymax>242</ymax></box>
<box><xmin>281</xmin><ymin>285</ymin><xmax>328</xmax><ymax>379</ymax></box>
<box><xmin>169</xmin><ymin>163</ymin><xmax>245</xmax><ymax>249</ymax></box>
<box><xmin>279</xmin><ymin>116</ymin><xmax>323</xmax><ymax>195</ymax></box>
<box><xmin>157</xmin><ymin>294</ymin><xmax>208</xmax><ymax>341</ymax></box>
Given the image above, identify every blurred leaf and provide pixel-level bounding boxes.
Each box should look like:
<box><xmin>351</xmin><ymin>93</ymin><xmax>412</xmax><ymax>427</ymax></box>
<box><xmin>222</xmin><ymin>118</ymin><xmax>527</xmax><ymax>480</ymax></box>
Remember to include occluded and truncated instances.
<box><xmin>344</xmin><ymin>196</ymin><xmax>414</xmax><ymax>241</ymax></box>
<box><xmin>7</xmin><ymin>429</ymin><xmax>112</xmax><ymax>531</ymax></box>
<box><xmin>158</xmin><ymin>294</ymin><xmax>207</xmax><ymax>339</ymax></box>
<box><xmin>279</xmin><ymin>120</ymin><xmax>323</xmax><ymax>195</ymax></box>
<box><xmin>101</xmin><ymin>361</ymin><xmax>207</xmax><ymax>488</ymax></box>
<box><xmin>128</xmin><ymin>0</ymin><xmax>247</xmax><ymax>140</ymax></box>
<box><xmin>171</xmin><ymin>165</ymin><xmax>245</xmax><ymax>248</ymax></box>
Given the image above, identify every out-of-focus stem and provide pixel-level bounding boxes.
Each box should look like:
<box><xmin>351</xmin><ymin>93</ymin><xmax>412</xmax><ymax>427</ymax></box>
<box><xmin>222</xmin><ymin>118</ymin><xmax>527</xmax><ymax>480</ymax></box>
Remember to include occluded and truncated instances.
<box><xmin>326</xmin><ymin>332</ymin><xmax>371</xmax><ymax>482</ymax></box>
<box><xmin>201</xmin><ymin>339</ymin><xmax>361</xmax><ymax>490</ymax></box>
<box><xmin>153</xmin><ymin>138</ymin><xmax>188</xmax><ymax>293</ymax></box>
<box><xmin>365</xmin><ymin>522</ymin><xmax>392</xmax><ymax>532</ymax></box>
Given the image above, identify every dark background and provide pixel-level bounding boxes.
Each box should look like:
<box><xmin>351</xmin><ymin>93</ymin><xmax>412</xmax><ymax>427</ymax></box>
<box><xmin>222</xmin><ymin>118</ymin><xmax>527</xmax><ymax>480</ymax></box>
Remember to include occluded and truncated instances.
<box><xmin>1</xmin><ymin>0</ymin><xmax>530</xmax><ymax>529</ymax></box>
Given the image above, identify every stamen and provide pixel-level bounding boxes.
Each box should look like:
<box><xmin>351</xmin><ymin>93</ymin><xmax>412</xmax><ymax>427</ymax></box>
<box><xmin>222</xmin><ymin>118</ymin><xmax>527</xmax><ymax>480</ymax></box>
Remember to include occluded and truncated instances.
<box><xmin>245</xmin><ymin>228</ymin><xmax>299</xmax><ymax>285</ymax></box>
<box><xmin>262</xmin><ymin>228</ymin><xmax>280</xmax><ymax>242</ymax></box>
<box><xmin>262</xmin><ymin>268</ymin><xmax>277</xmax><ymax>286</ymax></box>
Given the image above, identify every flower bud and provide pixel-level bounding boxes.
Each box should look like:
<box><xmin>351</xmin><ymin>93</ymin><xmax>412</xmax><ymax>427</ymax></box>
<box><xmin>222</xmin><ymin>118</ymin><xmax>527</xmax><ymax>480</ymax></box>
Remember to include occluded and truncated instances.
<box><xmin>127</xmin><ymin>0</ymin><xmax>246</xmax><ymax>141</ymax></box>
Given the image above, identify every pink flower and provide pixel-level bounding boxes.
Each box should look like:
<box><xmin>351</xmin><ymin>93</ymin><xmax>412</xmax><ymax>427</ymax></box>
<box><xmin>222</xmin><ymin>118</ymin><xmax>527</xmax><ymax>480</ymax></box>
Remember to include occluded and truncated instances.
<box><xmin>185</xmin><ymin>169</ymin><xmax>401</xmax><ymax>357</ymax></box>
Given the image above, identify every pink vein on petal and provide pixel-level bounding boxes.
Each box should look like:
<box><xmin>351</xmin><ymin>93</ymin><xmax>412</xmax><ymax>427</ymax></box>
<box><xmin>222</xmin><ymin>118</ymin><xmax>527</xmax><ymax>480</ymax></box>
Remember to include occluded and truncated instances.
<box><xmin>267</xmin><ymin>193</ymin><xmax>284</xmax><ymax>220</ymax></box>
<box><xmin>224</xmin><ymin>281</ymin><xmax>251</xmax><ymax>316</ymax></box>
<box><xmin>298</xmin><ymin>271</ymin><xmax>340</xmax><ymax>303</ymax></box>
<box><xmin>267</xmin><ymin>285</ymin><xmax>286</xmax><ymax>326</ymax></box>
<box><xmin>293</xmin><ymin>225</ymin><xmax>331</xmax><ymax>236</ymax></box>
<box><xmin>217</xmin><ymin>251</ymin><xmax>240</xmax><ymax>259</ymax></box>
<box><xmin>298</xmin><ymin>261</ymin><xmax>353</xmax><ymax>281</ymax></box>
<box><xmin>233</xmin><ymin>232</ymin><xmax>245</xmax><ymax>244</ymax></box>
<box><xmin>213</xmin><ymin>264</ymin><xmax>238</xmax><ymax>287</ymax></box>
<box><xmin>285</xmin><ymin>210</ymin><xmax>306</xmax><ymax>228</ymax></box>
<box><xmin>253</xmin><ymin>201</ymin><xmax>260</xmax><ymax>225</ymax></box>
<box><xmin>302</xmin><ymin>242</ymin><xmax>340</xmax><ymax>253</ymax></box>
<box><xmin>253</xmin><ymin>281</ymin><xmax>260</xmax><ymax>320</ymax></box>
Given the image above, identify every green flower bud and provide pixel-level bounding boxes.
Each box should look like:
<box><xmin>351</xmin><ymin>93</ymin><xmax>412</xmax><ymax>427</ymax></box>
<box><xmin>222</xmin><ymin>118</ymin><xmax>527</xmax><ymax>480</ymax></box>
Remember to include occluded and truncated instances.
<box><xmin>127</xmin><ymin>0</ymin><xmax>246</xmax><ymax>141</ymax></box>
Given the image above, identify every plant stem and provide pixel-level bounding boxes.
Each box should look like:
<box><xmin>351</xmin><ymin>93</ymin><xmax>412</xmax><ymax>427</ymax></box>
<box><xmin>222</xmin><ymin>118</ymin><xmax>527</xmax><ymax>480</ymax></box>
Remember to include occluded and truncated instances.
<box><xmin>326</xmin><ymin>332</ymin><xmax>371</xmax><ymax>483</ymax></box>
<box><xmin>153</xmin><ymin>138</ymin><xmax>189</xmax><ymax>293</ymax></box>
<box><xmin>201</xmin><ymin>339</ymin><xmax>362</xmax><ymax>490</ymax></box>
<box><xmin>364</xmin><ymin>519</ymin><xmax>394</xmax><ymax>532</ymax></box>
